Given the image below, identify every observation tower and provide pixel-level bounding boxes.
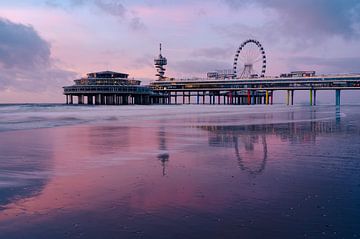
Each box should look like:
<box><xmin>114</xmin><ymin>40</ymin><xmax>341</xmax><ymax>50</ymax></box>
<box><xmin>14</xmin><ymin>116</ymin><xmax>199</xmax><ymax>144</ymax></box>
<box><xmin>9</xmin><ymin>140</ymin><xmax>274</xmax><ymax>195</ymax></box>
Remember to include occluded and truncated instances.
<box><xmin>154</xmin><ymin>43</ymin><xmax>167</xmax><ymax>81</ymax></box>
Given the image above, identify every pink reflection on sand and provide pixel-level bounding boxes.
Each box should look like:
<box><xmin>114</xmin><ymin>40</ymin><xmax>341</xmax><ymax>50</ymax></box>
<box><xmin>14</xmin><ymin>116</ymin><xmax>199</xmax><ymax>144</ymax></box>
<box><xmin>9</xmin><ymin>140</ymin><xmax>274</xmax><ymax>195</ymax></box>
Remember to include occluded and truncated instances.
<box><xmin>0</xmin><ymin>122</ymin><xmax>293</xmax><ymax>232</ymax></box>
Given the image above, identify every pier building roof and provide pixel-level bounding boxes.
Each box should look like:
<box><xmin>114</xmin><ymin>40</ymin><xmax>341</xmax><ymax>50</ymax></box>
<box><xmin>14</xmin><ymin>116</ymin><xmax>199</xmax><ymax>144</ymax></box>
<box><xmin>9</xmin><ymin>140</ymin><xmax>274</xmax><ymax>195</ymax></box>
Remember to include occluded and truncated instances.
<box><xmin>72</xmin><ymin>70</ymin><xmax>140</xmax><ymax>86</ymax></box>
<box><xmin>87</xmin><ymin>71</ymin><xmax>129</xmax><ymax>79</ymax></box>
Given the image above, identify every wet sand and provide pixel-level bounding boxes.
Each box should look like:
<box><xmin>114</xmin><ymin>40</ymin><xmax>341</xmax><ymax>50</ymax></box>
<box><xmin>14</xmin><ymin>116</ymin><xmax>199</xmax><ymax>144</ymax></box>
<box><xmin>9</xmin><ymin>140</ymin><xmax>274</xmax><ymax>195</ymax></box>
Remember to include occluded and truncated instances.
<box><xmin>0</xmin><ymin>105</ymin><xmax>359</xmax><ymax>238</ymax></box>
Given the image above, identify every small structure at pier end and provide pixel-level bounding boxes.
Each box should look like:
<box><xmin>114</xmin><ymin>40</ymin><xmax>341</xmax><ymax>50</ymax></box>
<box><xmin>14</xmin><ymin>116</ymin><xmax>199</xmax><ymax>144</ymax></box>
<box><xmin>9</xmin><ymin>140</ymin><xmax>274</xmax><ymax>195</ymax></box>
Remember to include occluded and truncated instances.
<box><xmin>63</xmin><ymin>71</ymin><xmax>167</xmax><ymax>105</ymax></box>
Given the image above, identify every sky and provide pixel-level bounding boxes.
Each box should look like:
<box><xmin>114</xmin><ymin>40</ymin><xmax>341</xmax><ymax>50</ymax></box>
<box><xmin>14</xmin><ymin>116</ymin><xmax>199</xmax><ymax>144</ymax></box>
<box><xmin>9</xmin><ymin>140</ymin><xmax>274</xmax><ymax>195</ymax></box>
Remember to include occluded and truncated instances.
<box><xmin>0</xmin><ymin>0</ymin><xmax>360</xmax><ymax>103</ymax></box>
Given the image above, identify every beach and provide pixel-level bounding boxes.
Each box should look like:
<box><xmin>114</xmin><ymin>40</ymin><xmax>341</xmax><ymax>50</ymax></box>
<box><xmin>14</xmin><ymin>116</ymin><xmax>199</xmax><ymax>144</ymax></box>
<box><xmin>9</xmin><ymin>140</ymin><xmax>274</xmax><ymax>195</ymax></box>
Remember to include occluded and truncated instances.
<box><xmin>0</xmin><ymin>104</ymin><xmax>359</xmax><ymax>238</ymax></box>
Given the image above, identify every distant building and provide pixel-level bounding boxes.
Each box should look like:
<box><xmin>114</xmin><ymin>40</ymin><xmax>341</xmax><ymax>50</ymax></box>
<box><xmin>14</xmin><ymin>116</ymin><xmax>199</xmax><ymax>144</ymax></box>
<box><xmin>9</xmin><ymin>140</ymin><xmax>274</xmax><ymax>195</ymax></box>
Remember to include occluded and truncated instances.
<box><xmin>280</xmin><ymin>71</ymin><xmax>316</xmax><ymax>78</ymax></box>
<box><xmin>207</xmin><ymin>69</ymin><xmax>236</xmax><ymax>79</ymax></box>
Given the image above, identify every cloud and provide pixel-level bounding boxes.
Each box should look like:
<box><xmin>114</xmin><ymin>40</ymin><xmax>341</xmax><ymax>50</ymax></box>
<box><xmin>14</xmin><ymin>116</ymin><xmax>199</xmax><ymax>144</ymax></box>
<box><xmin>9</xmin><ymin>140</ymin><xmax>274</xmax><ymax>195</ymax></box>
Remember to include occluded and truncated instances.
<box><xmin>46</xmin><ymin>0</ymin><xmax>146</xmax><ymax>30</ymax></box>
<box><xmin>223</xmin><ymin>0</ymin><xmax>360</xmax><ymax>39</ymax></box>
<box><xmin>191</xmin><ymin>46</ymin><xmax>233</xmax><ymax>59</ymax></box>
<box><xmin>0</xmin><ymin>18</ymin><xmax>75</xmax><ymax>94</ymax></box>
<box><xmin>94</xmin><ymin>0</ymin><xmax>126</xmax><ymax>19</ymax></box>
<box><xmin>0</xmin><ymin>19</ymin><xmax>50</xmax><ymax>69</ymax></box>
<box><xmin>284</xmin><ymin>56</ymin><xmax>360</xmax><ymax>74</ymax></box>
<box><xmin>172</xmin><ymin>59</ymin><xmax>231</xmax><ymax>76</ymax></box>
<box><xmin>45</xmin><ymin>0</ymin><xmax>86</xmax><ymax>8</ymax></box>
<box><xmin>129</xmin><ymin>16</ymin><xmax>146</xmax><ymax>31</ymax></box>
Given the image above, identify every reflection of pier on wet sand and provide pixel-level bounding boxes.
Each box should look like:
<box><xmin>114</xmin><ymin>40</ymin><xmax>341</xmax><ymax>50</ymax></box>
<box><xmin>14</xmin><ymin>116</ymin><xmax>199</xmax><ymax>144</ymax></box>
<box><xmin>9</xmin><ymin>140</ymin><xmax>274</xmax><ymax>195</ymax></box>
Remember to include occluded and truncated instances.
<box><xmin>199</xmin><ymin>114</ymin><xmax>347</xmax><ymax>175</ymax></box>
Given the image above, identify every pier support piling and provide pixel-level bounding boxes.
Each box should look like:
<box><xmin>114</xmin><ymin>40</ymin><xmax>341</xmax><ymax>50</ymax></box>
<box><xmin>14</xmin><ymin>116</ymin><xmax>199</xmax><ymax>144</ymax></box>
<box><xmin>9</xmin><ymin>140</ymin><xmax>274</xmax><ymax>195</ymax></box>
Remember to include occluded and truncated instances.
<box><xmin>265</xmin><ymin>90</ymin><xmax>269</xmax><ymax>105</ymax></box>
<box><xmin>286</xmin><ymin>90</ymin><xmax>290</xmax><ymax>105</ymax></box>
<box><xmin>78</xmin><ymin>95</ymin><xmax>84</xmax><ymax>104</ymax></box>
<box><xmin>336</xmin><ymin>89</ymin><xmax>341</xmax><ymax>106</ymax></box>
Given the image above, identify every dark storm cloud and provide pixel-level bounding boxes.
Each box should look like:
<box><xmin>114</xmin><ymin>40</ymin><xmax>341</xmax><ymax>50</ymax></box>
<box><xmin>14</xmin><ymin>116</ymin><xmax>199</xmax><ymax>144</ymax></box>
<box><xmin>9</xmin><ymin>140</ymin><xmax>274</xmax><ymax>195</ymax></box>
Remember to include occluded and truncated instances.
<box><xmin>0</xmin><ymin>18</ymin><xmax>75</xmax><ymax>92</ymax></box>
<box><xmin>223</xmin><ymin>0</ymin><xmax>360</xmax><ymax>39</ymax></box>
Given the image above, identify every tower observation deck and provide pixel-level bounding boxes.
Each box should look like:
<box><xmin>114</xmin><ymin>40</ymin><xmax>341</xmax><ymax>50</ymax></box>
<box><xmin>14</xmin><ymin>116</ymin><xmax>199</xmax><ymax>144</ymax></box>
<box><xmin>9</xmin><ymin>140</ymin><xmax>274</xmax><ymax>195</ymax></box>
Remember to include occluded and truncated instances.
<box><xmin>154</xmin><ymin>43</ymin><xmax>167</xmax><ymax>81</ymax></box>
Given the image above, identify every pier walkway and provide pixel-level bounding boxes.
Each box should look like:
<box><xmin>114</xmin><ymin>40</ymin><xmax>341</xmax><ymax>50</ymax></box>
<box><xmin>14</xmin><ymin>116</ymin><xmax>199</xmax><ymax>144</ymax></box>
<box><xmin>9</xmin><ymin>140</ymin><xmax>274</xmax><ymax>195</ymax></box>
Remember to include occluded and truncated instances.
<box><xmin>150</xmin><ymin>74</ymin><xmax>360</xmax><ymax>105</ymax></box>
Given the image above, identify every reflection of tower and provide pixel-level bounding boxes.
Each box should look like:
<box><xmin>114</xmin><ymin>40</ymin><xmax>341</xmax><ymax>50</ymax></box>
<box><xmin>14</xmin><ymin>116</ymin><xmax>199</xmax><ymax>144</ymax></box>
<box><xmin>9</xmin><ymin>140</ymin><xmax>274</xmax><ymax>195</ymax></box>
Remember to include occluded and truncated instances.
<box><xmin>154</xmin><ymin>43</ymin><xmax>167</xmax><ymax>81</ymax></box>
<box><xmin>157</xmin><ymin>127</ymin><xmax>169</xmax><ymax>176</ymax></box>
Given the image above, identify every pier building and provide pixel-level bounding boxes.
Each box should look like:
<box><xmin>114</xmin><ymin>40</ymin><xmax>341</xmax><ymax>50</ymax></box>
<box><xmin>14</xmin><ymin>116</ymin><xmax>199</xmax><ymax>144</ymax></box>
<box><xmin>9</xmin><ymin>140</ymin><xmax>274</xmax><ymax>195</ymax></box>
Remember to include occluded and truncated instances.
<box><xmin>63</xmin><ymin>71</ymin><xmax>166</xmax><ymax>105</ymax></box>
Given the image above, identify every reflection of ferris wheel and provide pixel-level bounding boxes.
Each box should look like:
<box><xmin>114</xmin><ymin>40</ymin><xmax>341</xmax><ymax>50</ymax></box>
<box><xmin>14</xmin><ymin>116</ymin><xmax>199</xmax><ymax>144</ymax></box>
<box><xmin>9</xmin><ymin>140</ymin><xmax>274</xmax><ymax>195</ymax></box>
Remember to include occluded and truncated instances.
<box><xmin>234</xmin><ymin>135</ymin><xmax>268</xmax><ymax>175</ymax></box>
<box><xmin>233</xmin><ymin>39</ymin><xmax>266</xmax><ymax>78</ymax></box>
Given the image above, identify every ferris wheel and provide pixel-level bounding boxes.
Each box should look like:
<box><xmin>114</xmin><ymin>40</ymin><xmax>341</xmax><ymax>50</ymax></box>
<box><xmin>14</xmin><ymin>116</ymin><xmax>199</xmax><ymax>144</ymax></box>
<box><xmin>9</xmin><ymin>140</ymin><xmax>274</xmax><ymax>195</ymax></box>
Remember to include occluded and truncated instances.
<box><xmin>233</xmin><ymin>39</ymin><xmax>266</xmax><ymax>78</ymax></box>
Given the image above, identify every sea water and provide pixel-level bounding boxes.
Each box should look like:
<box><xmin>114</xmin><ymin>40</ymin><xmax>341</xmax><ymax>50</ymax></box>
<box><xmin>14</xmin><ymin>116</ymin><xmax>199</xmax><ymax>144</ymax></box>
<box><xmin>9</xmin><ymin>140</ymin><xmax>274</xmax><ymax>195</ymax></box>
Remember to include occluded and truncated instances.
<box><xmin>0</xmin><ymin>104</ymin><xmax>359</xmax><ymax>238</ymax></box>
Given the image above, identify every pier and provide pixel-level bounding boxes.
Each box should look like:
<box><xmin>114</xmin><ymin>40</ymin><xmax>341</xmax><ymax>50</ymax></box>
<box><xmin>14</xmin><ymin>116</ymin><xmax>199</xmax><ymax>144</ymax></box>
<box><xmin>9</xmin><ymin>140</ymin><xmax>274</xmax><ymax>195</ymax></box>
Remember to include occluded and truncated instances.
<box><xmin>150</xmin><ymin>74</ymin><xmax>360</xmax><ymax>106</ymax></box>
<box><xmin>64</xmin><ymin>72</ymin><xmax>360</xmax><ymax>106</ymax></box>
<box><xmin>64</xmin><ymin>41</ymin><xmax>360</xmax><ymax>106</ymax></box>
<box><xmin>149</xmin><ymin>40</ymin><xmax>360</xmax><ymax>106</ymax></box>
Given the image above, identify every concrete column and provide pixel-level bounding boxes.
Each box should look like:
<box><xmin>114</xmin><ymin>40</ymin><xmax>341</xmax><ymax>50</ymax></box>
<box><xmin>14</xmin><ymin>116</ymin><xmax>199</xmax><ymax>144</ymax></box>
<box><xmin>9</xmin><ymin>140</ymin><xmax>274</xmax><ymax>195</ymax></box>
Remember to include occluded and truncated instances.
<box><xmin>265</xmin><ymin>90</ymin><xmax>269</xmax><ymax>105</ymax></box>
<box><xmin>286</xmin><ymin>90</ymin><xmax>290</xmax><ymax>105</ymax></box>
<box><xmin>336</xmin><ymin>89</ymin><xmax>341</xmax><ymax>106</ymax></box>
<box><xmin>87</xmin><ymin>95</ymin><xmax>93</xmax><ymax>105</ymax></box>
<box><xmin>78</xmin><ymin>95</ymin><xmax>84</xmax><ymax>104</ymax></box>
<box><xmin>101</xmin><ymin>95</ymin><xmax>106</xmax><ymax>105</ymax></box>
